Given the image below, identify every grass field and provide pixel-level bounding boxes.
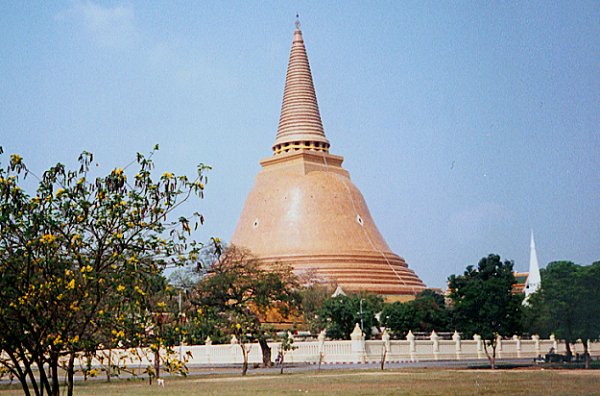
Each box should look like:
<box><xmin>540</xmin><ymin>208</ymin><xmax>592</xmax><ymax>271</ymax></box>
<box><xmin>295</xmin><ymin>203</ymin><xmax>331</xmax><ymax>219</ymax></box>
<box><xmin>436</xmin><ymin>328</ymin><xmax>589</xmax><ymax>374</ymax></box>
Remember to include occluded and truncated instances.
<box><xmin>1</xmin><ymin>368</ymin><xmax>599</xmax><ymax>395</ymax></box>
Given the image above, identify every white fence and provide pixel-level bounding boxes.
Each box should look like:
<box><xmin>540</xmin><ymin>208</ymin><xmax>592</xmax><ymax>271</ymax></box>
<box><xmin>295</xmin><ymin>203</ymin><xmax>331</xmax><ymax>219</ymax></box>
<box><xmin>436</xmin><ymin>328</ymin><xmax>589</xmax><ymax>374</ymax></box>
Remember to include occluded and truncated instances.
<box><xmin>69</xmin><ymin>330</ymin><xmax>600</xmax><ymax>369</ymax></box>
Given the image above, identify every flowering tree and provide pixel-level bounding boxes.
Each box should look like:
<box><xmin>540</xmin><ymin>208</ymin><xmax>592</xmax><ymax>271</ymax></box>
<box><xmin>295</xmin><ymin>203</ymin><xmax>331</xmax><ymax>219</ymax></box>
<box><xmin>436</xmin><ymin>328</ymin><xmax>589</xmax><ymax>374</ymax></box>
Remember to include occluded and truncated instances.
<box><xmin>0</xmin><ymin>146</ymin><xmax>210</xmax><ymax>396</ymax></box>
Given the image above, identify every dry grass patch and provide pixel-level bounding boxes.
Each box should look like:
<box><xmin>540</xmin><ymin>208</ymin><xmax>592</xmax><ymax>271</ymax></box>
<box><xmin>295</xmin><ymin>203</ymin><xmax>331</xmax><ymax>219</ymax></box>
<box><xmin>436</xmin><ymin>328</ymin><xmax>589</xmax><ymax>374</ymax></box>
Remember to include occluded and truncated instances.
<box><xmin>1</xmin><ymin>368</ymin><xmax>599</xmax><ymax>395</ymax></box>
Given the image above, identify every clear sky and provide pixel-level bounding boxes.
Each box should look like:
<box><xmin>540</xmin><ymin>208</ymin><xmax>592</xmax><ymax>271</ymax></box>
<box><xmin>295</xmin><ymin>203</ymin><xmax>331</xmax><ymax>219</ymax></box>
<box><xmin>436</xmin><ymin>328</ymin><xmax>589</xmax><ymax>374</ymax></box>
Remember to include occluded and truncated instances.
<box><xmin>1</xmin><ymin>1</ymin><xmax>598</xmax><ymax>289</ymax></box>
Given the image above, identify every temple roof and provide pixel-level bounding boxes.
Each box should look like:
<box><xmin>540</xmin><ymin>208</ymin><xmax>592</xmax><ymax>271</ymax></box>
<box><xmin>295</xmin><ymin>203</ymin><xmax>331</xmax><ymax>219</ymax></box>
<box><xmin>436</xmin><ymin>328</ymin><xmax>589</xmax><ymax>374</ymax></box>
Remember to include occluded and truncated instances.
<box><xmin>273</xmin><ymin>19</ymin><xmax>330</xmax><ymax>154</ymax></box>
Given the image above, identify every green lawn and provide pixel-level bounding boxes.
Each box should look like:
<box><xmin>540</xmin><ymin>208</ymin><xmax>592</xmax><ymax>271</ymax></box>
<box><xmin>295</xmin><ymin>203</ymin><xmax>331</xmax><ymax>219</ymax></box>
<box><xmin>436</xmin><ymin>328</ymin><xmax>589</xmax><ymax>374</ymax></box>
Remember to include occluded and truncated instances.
<box><xmin>1</xmin><ymin>368</ymin><xmax>599</xmax><ymax>395</ymax></box>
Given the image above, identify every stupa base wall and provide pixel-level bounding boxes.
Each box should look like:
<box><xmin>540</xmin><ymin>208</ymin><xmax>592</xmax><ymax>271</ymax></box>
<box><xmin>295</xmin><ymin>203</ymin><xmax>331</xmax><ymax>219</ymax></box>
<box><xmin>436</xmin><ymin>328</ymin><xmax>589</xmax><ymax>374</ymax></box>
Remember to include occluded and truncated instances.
<box><xmin>257</xmin><ymin>252</ymin><xmax>426</xmax><ymax>296</ymax></box>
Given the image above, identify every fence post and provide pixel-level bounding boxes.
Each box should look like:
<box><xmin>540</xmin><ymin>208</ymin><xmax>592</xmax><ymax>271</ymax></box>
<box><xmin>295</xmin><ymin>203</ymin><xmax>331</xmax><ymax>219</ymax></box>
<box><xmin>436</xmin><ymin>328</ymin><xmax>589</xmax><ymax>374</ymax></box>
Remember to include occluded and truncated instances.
<box><xmin>532</xmin><ymin>334</ymin><xmax>540</xmax><ymax>357</ymax></box>
<box><xmin>204</xmin><ymin>336</ymin><xmax>212</xmax><ymax>364</ymax></box>
<box><xmin>453</xmin><ymin>330</ymin><xmax>461</xmax><ymax>359</ymax></box>
<box><xmin>230</xmin><ymin>335</ymin><xmax>239</xmax><ymax>361</ymax></box>
<box><xmin>430</xmin><ymin>330</ymin><xmax>440</xmax><ymax>360</ymax></box>
<box><xmin>513</xmin><ymin>335</ymin><xmax>521</xmax><ymax>358</ymax></box>
<box><xmin>350</xmin><ymin>323</ymin><xmax>366</xmax><ymax>363</ymax></box>
<box><xmin>382</xmin><ymin>329</ymin><xmax>391</xmax><ymax>365</ymax></box>
<box><xmin>317</xmin><ymin>330</ymin><xmax>326</xmax><ymax>368</ymax></box>
<box><xmin>474</xmin><ymin>334</ymin><xmax>482</xmax><ymax>359</ymax></box>
<box><xmin>407</xmin><ymin>330</ymin><xmax>416</xmax><ymax>362</ymax></box>
<box><xmin>550</xmin><ymin>334</ymin><xmax>558</xmax><ymax>352</ymax></box>
<box><xmin>496</xmin><ymin>335</ymin><xmax>503</xmax><ymax>359</ymax></box>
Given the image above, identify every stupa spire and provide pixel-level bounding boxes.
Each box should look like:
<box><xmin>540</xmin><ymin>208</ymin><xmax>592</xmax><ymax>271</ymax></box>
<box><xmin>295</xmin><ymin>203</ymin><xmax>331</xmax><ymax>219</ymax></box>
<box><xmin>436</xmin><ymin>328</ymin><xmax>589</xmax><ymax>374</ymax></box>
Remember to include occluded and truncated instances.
<box><xmin>525</xmin><ymin>230</ymin><xmax>541</xmax><ymax>298</ymax></box>
<box><xmin>273</xmin><ymin>18</ymin><xmax>330</xmax><ymax>155</ymax></box>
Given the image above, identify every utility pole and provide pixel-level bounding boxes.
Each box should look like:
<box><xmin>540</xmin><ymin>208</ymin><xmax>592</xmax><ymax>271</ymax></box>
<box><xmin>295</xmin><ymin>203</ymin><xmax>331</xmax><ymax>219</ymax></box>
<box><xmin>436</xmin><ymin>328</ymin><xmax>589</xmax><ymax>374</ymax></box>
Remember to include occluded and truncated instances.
<box><xmin>359</xmin><ymin>299</ymin><xmax>365</xmax><ymax>333</ymax></box>
<box><xmin>178</xmin><ymin>290</ymin><xmax>183</xmax><ymax>361</ymax></box>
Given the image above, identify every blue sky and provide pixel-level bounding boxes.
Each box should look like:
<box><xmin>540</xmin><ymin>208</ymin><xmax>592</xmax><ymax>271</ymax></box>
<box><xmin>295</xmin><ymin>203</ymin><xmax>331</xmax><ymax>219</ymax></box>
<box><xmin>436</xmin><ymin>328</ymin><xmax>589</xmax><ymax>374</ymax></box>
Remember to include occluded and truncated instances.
<box><xmin>1</xmin><ymin>1</ymin><xmax>598</xmax><ymax>289</ymax></box>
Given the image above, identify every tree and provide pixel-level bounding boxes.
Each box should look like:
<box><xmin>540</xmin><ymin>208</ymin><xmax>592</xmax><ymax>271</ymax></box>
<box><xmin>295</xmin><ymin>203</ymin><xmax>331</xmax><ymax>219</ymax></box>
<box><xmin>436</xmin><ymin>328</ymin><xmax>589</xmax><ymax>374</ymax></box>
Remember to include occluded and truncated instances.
<box><xmin>448</xmin><ymin>254</ymin><xmax>523</xmax><ymax>369</ymax></box>
<box><xmin>192</xmin><ymin>247</ymin><xmax>301</xmax><ymax>374</ymax></box>
<box><xmin>277</xmin><ymin>331</ymin><xmax>297</xmax><ymax>374</ymax></box>
<box><xmin>297</xmin><ymin>281</ymin><xmax>334</xmax><ymax>334</ymax></box>
<box><xmin>577</xmin><ymin>262</ymin><xmax>600</xmax><ymax>368</ymax></box>
<box><xmin>0</xmin><ymin>147</ymin><xmax>210</xmax><ymax>395</ymax></box>
<box><xmin>380</xmin><ymin>301</ymin><xmax>416</xmax><ymax>338</ymax></box>
<box><xmin>317</xmin><ymin>293</ymin><xmax>383</xmax><ymax>339</ymax></box>
<box><xmin>381</xmin><ymin>289</ymin><xmax>450</xmax><ymax>338</ymax></box>
<box><xmin>529</xmin><ymin>261</ymin><xmax>600</xmax><ymax>368</ymax></box>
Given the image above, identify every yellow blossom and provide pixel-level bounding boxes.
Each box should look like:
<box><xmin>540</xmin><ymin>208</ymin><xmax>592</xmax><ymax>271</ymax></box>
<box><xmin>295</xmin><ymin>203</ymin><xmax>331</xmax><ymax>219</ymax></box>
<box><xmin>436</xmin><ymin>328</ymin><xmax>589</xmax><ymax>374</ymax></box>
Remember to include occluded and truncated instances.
<box><xmin>162</xmin><ymin>172</ymin><xmax>173</xmax><ymax>180</ymax></box>
<box><xmin>235</xmin><ymin>323</ymin><xmax>241</xmax><ymax>330</ymax></box>
<box><xmin>40</xmin><ymin>234</ymin><xmax>56</xmax><ymax>244</ymax></box>
<box><xmin>66</xmin><ymin>279</ymin><xmax>75</xmax><ymax>290</ymax></box>
<box><xmin>116</xmin><ymin>285</ymin><xmax>125</xmax><ymax>292</ymax></box>
<box><xmin>134</xmin><ymin>286</ymin><xmax>145</xmax><ymax>296</ymax></box>
<box><xmin>55</xmin><ymin>188</ymin><xmax>65</xmax><ymax>197</ymax></box>
<box><xmin>80</xmin><ymin>265</ymin><xmax>93</xmax><ymax>273</ymax></box>
<box><xmin>10</xmin><ymin>154</ymin><xmax>22</xmax><ymax>165</ymax></box>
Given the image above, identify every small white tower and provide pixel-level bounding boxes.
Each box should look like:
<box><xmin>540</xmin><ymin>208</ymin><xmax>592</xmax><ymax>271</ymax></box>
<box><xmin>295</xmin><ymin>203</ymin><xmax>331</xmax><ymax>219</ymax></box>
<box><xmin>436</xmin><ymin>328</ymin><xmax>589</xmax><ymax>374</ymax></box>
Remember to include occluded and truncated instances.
<box><xmin>525</xmin><ymin>231</ymin><xmax>541</xmax><ymax>298</ymax></box>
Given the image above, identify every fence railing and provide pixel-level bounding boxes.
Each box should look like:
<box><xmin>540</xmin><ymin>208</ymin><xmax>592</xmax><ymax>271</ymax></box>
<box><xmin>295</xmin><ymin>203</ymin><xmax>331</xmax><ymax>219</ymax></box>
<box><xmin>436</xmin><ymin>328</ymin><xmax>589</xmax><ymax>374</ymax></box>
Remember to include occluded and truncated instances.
<box><xmin>60</xmin><ymin>329</ymin><xmax>600</xmax><ymax>369</ymax></box>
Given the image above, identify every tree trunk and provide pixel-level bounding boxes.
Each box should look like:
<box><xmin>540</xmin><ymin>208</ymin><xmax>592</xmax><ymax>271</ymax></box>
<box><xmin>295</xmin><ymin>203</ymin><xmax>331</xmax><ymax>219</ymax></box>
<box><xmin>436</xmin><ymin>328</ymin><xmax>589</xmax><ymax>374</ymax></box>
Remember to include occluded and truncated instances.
<box><xmin>18</xmin><ymin>348</ymin><xmax>41</xmax><ymax>396</ymax></box>
<box><xmin>66</xmin><ymin>351</ymin><xmax>76</xmax><ymax>396</ymax></box>
<box><xmin>240</xmin><ymin>344</ymin><xmax>249</xmax><ymax>376</ymax></box>
<box><xmin>49</xmin><ymin>353</ymin><xmax>60</xmax><ymax>396</ymax></box>
<box><xmin>482</xmin><ymin>340</ymin><xmax>496</xmax><ymax>370</ymax></box>
<box><xmin>154</xmin><ymin>349</ymin><xmax>160</xmax><ymax>379</ymax></box>
<box><xmin>583</xmin><ymin>340</ymin><xmax>591</xmax><ymax>369</ymax></box>
<box><xmin>17</xmin><ymin>376</ymin><xmax>31</xmax><ymax>396</ymax></box>
<box><xmin>8</xmin><ymin>356</ymin><xmax>31</xmax><ymax>396</ymax></box>
<box><xmin>280</xmin><ymin>353</ymin><xmax>284</xmax><ymax>374</ymax></box>
<box><xmin>106</xmin><ymin>349</ymin><xmax>112</xmax><ymax>382</ymax></box>
<box><xmin>380</xmin><ymin>346</ymin><xmax>387</xmax><ymax>371</ymax></box>
<box><xmin>38</xmin><ymin>355</ymin><xmax>52</xmax><ymax>396</ymax></box>
<box><xmin>565</xmin><ymin>340</ymin><xmax>572</xmax><ymax>362</ymax></box>
<box><xmin>318</xmin><ymin>352</ymin><xmax>323</xmax><ymax>371</ymax></box>
<box><xmin>258</xmin><ymin>337</ymin><xmax>272</xmax><ymax>367</ymax></box>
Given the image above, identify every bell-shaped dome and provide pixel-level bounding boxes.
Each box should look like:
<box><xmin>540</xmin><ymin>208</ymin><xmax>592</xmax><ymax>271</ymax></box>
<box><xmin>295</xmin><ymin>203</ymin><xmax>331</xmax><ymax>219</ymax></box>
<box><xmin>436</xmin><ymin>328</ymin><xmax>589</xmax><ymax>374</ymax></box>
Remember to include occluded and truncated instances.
<box><xmin>230</xmin><ymin>21</ymin><xmax>425</xmax><ymax>297</ymax></box>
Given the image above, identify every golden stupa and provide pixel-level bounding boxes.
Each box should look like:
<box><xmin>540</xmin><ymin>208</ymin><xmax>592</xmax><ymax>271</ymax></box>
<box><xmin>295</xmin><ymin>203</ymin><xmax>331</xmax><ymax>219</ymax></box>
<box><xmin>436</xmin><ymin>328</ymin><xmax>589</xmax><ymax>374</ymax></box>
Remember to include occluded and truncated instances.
<box><xmin>230</xmin><ymin>21</ymin><xmax>425</xmax><ymax>298</ymax></box>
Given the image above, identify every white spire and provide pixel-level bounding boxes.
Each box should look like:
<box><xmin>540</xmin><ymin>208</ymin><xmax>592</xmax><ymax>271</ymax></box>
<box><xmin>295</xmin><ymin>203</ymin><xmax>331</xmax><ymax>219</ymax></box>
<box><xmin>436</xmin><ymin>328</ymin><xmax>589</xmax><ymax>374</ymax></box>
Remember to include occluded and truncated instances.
<box><xmin>525</xmin><ymin>230</ymin><xmax>541</xmax><ymax>298</ymax></box>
